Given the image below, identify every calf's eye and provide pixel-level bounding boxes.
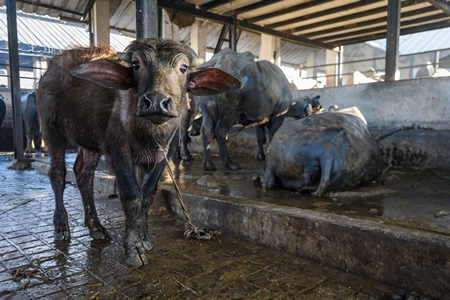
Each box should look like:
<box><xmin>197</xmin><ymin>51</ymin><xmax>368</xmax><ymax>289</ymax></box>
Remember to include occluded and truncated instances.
<box><xmin>132</xmin><ymin>60</ymin><xmax>140</xmax><ymax>70</ymax></box>
<box><xmin>180</xmin><ymin>64</ymin><xmax>188</xmax><ymax>74</ymax></box>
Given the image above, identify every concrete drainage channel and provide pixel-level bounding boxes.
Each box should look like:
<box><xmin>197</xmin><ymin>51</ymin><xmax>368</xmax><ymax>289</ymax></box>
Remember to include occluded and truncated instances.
<box><xmin>162</xmin><ymin>190</ymin><xmax>450</xmax><ymax>299</ymax></box>
<box><xmin>31</xmin><ymin>157</ymin><xmax>450</xmax><ymax>299</ymax></box>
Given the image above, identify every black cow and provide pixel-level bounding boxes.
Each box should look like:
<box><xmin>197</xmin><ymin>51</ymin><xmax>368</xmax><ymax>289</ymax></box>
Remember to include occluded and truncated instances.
<box><xmin>21</xmin><ymin>91</ymin><xmax>44</xmax><ymax>154</ymax></box>
<box><xmin>36</xmin><ymin>38</ymin><xmax>241</xmax><ymax>267</ymax></box>
<box><xmin>0</xmin><ymin>94</ymin><xmax>5</xmax><ymax>127</ymax></box>
<box><xmin>197</xmin><ymin>48</ymin><xmax>299</xmax><ymax>170</ymax></box>
<box><xmin>255</xmin><ymin>111</ymin><xmax>383</xmax><ymax>196</ymax></box>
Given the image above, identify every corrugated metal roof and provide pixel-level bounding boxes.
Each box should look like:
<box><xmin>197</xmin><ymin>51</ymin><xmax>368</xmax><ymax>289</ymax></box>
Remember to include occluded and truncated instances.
<box><xmin>0</xmin><ymin>7</ymin><xmax>134</xmax><ymax>52</ymax></box>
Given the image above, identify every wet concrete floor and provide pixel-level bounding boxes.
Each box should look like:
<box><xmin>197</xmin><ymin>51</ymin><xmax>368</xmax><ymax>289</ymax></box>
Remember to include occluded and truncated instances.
<box><xmin>0</xmin><ymin>152</ymin><xmax>446</xmax><ymax>299</ymax></box>
<box><xmin>161</xmin><ymin>154</ymin><xmax>450</xmax><ymax>236</ymax></box>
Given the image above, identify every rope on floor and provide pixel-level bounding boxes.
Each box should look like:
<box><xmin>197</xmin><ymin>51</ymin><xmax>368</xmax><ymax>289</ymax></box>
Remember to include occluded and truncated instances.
<box><xmin>154</xmin><ymin>128</ymin><xmax>221</xmax><ymax>241</ymax></box>
<box><xmin>163</xmin><ymin>155</ymin><xmax>221</xmax><ymax>240</ymax></box>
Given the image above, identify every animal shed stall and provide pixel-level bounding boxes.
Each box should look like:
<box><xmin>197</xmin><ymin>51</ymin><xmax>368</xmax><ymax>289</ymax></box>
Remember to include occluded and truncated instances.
<box><xmin>1</xmin><ymin>0</ymin><xmax>450</xmax><ymax>298</ymax></box>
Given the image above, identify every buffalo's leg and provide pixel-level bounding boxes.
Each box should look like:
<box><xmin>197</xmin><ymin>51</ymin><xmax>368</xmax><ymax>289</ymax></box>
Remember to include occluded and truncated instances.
<box><xmin>200</xmin><ymin>107</ymin><xmax>217</xmax><ymax>171</ymax></box>
<box><xmin>111</xmin><ymin>153</ymin><xmax>151</xmax><ymax>266</ymax></box>
<box><xmin>255</xmin><ymin>125</ymin><xmax>267</xmax><ymax>161</ymax></box>
<box><xmin>48</xmin><ymin>145</ymin><xmax>70</xmax><ymax>241</ymax></box>
<box><xmin>215</xmin><ymin>122</ymin><xmax>240</xmax><ymax>170</ymax></box>
<box><xmin>313</xmin><ymin>158</ymin><xmax>332</xmax><ymax>197</ymax></box>
<box><xmin>138</xmin><ymin>159</ymin><xmax>167</xmax><ymax>251</ymax></box>
<box><xmin>179</xmin><ymin>115</ymin><xmax>194</xmax><ymax>162</ymax></box>
<box><xmin>73</xmin><ymin>147</ymin><xmax>109</xmax><ymax>240</ymax></box>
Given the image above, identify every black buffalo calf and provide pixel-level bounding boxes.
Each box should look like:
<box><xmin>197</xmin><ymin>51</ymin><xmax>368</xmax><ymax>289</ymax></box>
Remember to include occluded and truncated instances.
<box><xmin>37</xmin><ymin>38</ymin><xmax>241</xmax><ymax>266</ymax></box>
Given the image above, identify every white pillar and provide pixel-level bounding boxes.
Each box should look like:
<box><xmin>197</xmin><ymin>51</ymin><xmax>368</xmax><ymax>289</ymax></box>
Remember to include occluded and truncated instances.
<box><xmin>325</xmin><ymin>49</ymin><xmax>338</xmax><ymax>87</ymax></box>
<box><xmin>161</xmin><ymin>10</ymin><xmax>179</xmax><ymax>41</ymax></box>
<box><xmin>91</xmin><ymin>0</ymin><xmax>110</xmax><ymax>46</ymax></box>
<box><xmin>259</xmin><ymin>34</ymin><xmax>280</xmax><ymax>65</ymax></box>
<box><xmin>190</xmin><ymin>19</ymin><xmax>206</xmax><ymax>61</ymax></box>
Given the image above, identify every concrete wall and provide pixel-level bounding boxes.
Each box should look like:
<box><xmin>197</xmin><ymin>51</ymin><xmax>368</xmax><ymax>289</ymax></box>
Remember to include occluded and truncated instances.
<box><xmin>299</xmin><ymin>76</ymin><xmax>450</xmax><ymax>130</ymax></box>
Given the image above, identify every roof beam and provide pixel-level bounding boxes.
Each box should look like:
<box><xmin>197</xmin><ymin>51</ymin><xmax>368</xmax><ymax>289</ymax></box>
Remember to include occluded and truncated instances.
<box><xmin>200</xmin><ymin>0</ymin><xmax>230</xmax><ymax>10</ymax></box>
<box><xmin>289</xmin><ymin>1</ymin><xmax>431</xmax><ymax>34</ymax></box>
<box><xmin>266</xmin><ymin>0</ymin><xmax>386</xmax><ymax>29</ymax></box>
<box><xmin>426</xmin><ymin>0</ymin><xmax>450</xmax><ymax>15</ymax></box>
<box><xmin>223</xmin><ymin>0</ymin><xmax>283</xmax><ymax>17</ymax></box>
<box><xmin>333</xmin><ymin>20</ymin><xmax>450</xmax><ymax>45</ymax></box>
<box><xmin>82</xmin><ymin>0</ymin><xmax>97</xmax><ymax>20</ymax></box>
<box><xmin>158</xmin><ymin>0</ymin><xmax>335</xmax><ymax>49</ymax></box>
<box><xmin>302</xmin><ymin>8</ymin><xmax>442</xmax><ymax>39</ymax></box>
<box><xmin>245</xmin><ymin>0</ymin><xmax>335</xmax><ymax>24</ymax></box>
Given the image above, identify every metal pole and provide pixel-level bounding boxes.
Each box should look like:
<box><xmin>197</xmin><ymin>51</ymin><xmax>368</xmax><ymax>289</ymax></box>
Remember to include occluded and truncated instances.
<box><xmin>229</xmin><ymin>15</ymin><xmax>237</xmax><ymax>51</ymax></box>
<box><xmin>6</xmin><ymin>0</ymin><xmax>24</xmax><ymax>161</ymax></box>
<box><xmin>385</xmin><ymin>0</ymin><xmax>401</xmax><ymax>81</ymax></box>
<box><xmin>136</xmin><ymin>0</ymin><xmax>158</xmax><ymax>39</ymax></box>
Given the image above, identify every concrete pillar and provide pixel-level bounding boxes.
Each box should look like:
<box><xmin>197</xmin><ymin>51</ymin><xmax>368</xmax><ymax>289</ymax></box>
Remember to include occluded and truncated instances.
<box><xmin>259</xmin><ymin>34</ymin><xmax>280</xmax><ymax>65</ymax></box>
<box><xmin>91</xmin><ymin>0</ymin><xmax>110</xmax><ymax>46</ymax></box>
<box><xmin>161</xmin><ymin>10</ymin><xmax>179</xmax><ymax>40</ymax></box>
<box><xmin>190</xmin><ymin>19</ymin><xmax>206</xmax><ymax>61</ymax></box>
<box><xmin>325</xmin><ymin>49</ymin><xmax>338</xmax><ymax>87</ymax></box>
<box><xmin>306</xmin><ymin>52</ymin><xmax>315</xmax><ymax>79</ymax></box>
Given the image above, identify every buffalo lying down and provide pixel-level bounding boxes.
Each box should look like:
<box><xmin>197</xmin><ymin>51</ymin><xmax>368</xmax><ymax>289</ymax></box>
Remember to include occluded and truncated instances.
<box><xmin>256</xmin><ymin>111</ymin><xmax>383</xmax><ymax>196</ymax></box>
<box><xmin>37</xmin><ymin>38</ymin><xmax>241</xmax><ymax>266</ymax></box>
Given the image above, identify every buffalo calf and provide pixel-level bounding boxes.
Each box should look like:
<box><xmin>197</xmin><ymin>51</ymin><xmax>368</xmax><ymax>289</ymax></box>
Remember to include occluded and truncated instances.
<box><xmin>37</xmin><ymin>38</ymin><xmax>241</xmax><ymax>266</ymax></box>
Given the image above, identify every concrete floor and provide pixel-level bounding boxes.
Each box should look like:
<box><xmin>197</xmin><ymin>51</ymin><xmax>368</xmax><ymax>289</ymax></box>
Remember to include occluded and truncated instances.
<box><xmin>1</xmin><ymin>151</ymin><xmax>447</xmax><ymax>299</ymax></box>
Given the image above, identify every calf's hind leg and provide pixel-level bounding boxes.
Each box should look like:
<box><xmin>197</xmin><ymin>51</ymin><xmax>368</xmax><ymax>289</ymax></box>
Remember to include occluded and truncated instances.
<box><xmin>73</xmin><ymin>147</ymin><xmax>109</xmax><ymax>240</ymax></box>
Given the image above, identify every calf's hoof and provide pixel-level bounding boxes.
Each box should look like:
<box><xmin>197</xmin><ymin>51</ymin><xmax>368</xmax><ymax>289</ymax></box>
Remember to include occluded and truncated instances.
<box><xmin>54</xmin><ymin>229</ymin><xmax>70</xmax><ymax>241</ymax></box>
<box><xmin>89</xmin><ymin>225</ymin><xmax>110</xmax><ymax>240</ymax></box>
<box><xmin>125</xmin><ymin>240</ymin><xmax>152</xmax><ymax>267</ymax></box>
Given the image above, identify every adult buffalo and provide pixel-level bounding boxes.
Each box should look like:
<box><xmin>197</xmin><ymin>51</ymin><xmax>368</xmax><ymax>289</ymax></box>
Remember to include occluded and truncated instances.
<box><xmin>36</xmin><ymin>38</ymin><xmax>241</xmax><ymax>267</ymax></box>
<box><xmin>197</xmin><ymin>48</ymin><xmax>299</xmax><ymax>170</ymax></box>
<box><xmin>256</xmin><ymin>111</ymin><xmax>383</xmax><ymax>196</ymax></box>
<box><xmin>21</xmin><ymin>91</ymin><xmax>44</xmax><ymax>154</ymax></box>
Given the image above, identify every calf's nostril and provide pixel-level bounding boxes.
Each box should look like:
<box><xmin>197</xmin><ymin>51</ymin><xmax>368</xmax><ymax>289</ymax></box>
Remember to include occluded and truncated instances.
<box><xmin>144</xmin><ymin>95</ymin><xmax>153</xmax><ymax>111</ymax></box>
<box><xmin>161</xmin><ymin>97</ymin><xmax>172</xmax><ymax>111</ymax></box>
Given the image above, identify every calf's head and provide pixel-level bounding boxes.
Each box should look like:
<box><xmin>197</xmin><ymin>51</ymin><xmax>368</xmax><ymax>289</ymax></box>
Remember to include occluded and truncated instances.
<box><xmin>70</xmin><ymin>38</ymin><xmax>241</xmax><ymax>125</ymax></box>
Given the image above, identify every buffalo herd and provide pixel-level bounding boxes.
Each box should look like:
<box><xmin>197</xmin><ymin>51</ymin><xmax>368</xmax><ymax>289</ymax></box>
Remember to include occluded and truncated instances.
<box><xmin>32</xmin><ymin>38</ymin><xmax>383</xmax><ymax>266</ymax></box>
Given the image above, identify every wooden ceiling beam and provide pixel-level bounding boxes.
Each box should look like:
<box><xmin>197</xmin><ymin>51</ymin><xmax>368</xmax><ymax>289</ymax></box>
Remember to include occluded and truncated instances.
<box><xmin>301</xmin><ymin>7</ymin><xmax>442</xmax><ymax>39</ymax></box>
<box><xmin>316</xmin><ymin>14</ymin><xmax>450</xmax><ymax>43</ymax></box>
<box><xmin>289</xmin><ymin>1</ymin><xmax>432</xmax><ymax>34</ymax></box>
<box><xmin>330</xmin><ymin>20</ymin><xmax>450</xmax><ymax>46</ymax></box>
<box><xmin>244</xmin><ymin>0</ymin><xmax>334</xmax><ymax>24</ymax></box>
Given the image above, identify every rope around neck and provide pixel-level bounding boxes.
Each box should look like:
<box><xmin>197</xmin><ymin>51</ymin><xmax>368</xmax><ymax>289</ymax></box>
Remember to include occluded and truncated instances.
<box><xmin>153</xmin><ymin>128</ymin><xmax>221</xmax><ymax>241</ymax></box>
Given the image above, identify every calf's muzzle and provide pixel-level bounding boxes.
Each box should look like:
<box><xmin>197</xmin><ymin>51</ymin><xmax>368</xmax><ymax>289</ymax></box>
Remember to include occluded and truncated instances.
<box><xmin>137</xmin><ymin>93</ymin><xmax>177</xmax><ymax>121</ymax></box>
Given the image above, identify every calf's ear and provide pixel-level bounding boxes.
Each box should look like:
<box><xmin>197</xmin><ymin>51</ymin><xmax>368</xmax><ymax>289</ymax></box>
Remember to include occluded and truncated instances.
<box><xmin>71</xmin><ymin>59</ymin><xmax>133</xmax><ymax>90</ymax></box>
<box><xmin>188</xmin><ymin>68</ymin><xmax>242</xmax><ymax>96</ymax></box>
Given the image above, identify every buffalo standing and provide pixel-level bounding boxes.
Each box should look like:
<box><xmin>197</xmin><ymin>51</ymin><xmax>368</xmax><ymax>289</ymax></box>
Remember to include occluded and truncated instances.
<box><xmin>197</xmin><ymin>48</ymin><xmax>300</xmax><ymax>170</ymax></box>
<box><xmin>37</xmin><ymin>38</ymin><xmax>241</xmax><ymax>266</ymax></box>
